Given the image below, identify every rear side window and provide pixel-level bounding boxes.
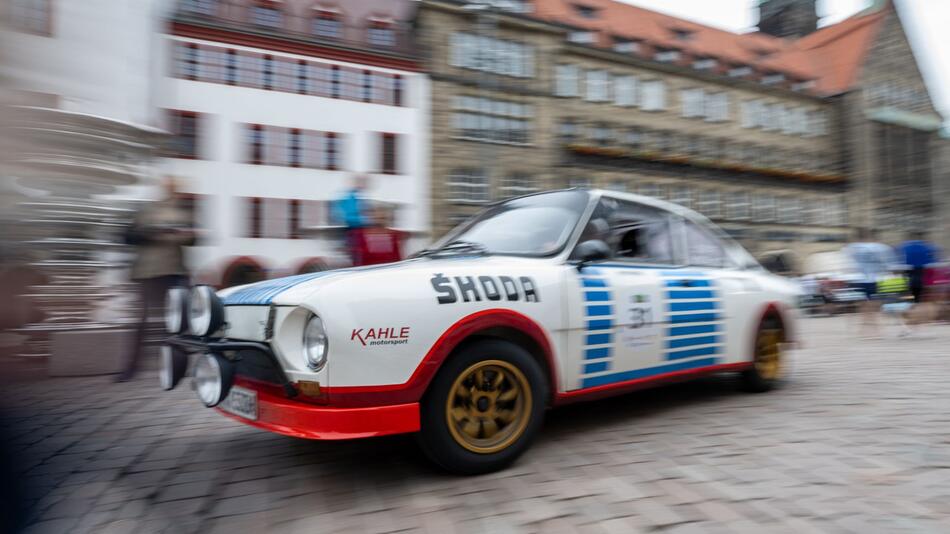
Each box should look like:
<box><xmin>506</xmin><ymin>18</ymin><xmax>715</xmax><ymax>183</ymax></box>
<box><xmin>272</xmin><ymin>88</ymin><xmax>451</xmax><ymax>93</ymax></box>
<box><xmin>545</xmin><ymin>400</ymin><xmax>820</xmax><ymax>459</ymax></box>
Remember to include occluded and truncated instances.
<box><xmin>684</xmin><ymin>220</ymin><xmax>729</xmax><ymax>267</ymax></box>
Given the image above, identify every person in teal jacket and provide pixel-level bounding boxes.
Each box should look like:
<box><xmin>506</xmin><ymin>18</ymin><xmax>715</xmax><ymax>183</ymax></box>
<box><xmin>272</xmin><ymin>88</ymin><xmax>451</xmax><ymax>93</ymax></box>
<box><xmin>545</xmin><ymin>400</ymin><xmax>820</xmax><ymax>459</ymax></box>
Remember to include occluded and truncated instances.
<box><xmin>336</xmin><ymin>174</ymin><xmax>369</xmax><ymax>263</ymax></box>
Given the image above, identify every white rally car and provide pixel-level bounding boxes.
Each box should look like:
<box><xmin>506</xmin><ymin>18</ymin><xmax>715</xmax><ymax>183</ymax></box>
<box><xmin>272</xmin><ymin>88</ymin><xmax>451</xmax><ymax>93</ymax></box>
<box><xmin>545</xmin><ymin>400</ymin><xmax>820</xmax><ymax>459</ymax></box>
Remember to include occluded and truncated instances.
<box><xmin>163</xmin><ymin>189</ymin><xmax>798</xmax><ymax>474</ymax></box>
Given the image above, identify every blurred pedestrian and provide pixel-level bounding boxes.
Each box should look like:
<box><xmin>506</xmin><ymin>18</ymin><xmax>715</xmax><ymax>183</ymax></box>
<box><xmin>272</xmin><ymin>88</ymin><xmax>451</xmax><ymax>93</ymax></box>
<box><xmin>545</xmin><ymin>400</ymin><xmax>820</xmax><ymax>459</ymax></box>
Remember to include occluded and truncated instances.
<box><xmin>118</xmin><ymin>177</ymin><xmax>195</xmax><ymax>382</ymax></box>
<box><xmin>351</xmin><ymin>203</ymin><xmax>404</xmax><ymax>266</ymax></box>
<box><xmin>843</xmin><ymin>228</ymin><xmax>897</xmax><ymax>336</ymax></box>
<box><xmin>336</xmin><ymin>174</ymin><xmax>370</xmax><ymax>265</ymax></box>
<box><xmin>898</xmin><ymin>230</ymin><xmax>940</xmax><ymax>303</ymax></box>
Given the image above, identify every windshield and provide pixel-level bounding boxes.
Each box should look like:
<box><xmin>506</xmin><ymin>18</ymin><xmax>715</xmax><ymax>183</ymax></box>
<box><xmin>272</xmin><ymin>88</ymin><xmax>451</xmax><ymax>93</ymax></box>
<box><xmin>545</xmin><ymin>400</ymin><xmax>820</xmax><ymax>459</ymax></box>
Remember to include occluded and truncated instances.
<box><xmin>437</xmin><ymin>190</ymin><xmax>591</xmax><ymax>256</ymax></box>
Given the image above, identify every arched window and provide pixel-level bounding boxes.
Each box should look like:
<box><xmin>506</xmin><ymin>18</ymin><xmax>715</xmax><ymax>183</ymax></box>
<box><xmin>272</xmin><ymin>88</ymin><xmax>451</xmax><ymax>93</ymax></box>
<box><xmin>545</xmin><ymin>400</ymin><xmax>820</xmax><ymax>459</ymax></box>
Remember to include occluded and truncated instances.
<box><xmin>313</xmin><ymin>8</ymin><xmax>342</xmax><ymax>39</ymax></box>
<box><xmin>250</xmin><ymin>1</ymin><xmax>282</xmax><ymax>28</ymax></box>
<box><xmin>296</xmin><ymin>258</ymin><xmax>328</xmax><ymax>274</ymax></box>
<box><xmin>220</xmin><ymin>257</ymin><xmax>267</xmax><ymax>289</ymax></box>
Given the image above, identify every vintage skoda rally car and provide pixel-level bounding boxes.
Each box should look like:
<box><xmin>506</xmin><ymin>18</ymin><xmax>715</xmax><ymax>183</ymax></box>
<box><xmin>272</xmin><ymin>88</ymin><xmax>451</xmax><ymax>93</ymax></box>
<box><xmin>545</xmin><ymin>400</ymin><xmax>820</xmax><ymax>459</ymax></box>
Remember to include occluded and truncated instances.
<box><xmin>162</xmin><ymin>189</ymin><xmax>799</xmax><ymax>474</ymax></box>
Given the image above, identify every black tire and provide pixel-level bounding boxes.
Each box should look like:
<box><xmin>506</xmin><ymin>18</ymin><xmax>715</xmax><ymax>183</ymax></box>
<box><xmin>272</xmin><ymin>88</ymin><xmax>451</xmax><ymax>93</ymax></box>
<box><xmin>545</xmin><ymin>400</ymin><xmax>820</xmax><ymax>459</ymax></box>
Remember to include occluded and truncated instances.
<box><xmin>417</xmin><ymin>339</ymin><xmax>548</xmax><ymax>475</ymax></box>
<box><xmin>741</xmin><ymin>318</ymin><xmax>786</xmax><ymax>393</ymax></box>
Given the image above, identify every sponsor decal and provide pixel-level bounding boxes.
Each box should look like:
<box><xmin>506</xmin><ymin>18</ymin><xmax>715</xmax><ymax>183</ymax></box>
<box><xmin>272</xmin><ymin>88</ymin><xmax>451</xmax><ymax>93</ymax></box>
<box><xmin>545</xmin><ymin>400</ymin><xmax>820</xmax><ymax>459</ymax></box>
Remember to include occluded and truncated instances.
<box><xmin>430</xmin><ymin>273</ymin><xmax>540</xmax><ymax>304</ymax></box>
<box><xmin>351</xmin><ymin>326</ymin><xmax>411</xmax><ymax>347</ymax></box>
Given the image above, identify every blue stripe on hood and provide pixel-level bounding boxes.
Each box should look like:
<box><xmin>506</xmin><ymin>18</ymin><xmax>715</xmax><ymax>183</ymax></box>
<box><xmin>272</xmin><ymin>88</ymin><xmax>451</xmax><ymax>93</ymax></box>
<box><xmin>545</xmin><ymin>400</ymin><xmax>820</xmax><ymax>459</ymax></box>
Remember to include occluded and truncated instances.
<box><xmin>221</xmin><ymin>260</ymin><xmax>422</xmax><ymax>305</ymax></box>
<box><xmin>222</xmin><ymin>271</ymin><xmax>338</xmax><ymax>305</ymax></box>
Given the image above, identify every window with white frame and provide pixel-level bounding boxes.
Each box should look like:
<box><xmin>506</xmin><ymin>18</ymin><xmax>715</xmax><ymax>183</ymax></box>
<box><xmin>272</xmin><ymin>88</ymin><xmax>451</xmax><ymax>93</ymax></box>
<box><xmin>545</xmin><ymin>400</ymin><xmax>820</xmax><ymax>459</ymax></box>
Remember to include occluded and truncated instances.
<box><xmin>498</xmin><ymin>173</ymin><xmax>537</xmax><ymax>199</ymax></box>
<box><xmin>777</xmin><ymin>196</ymin><xmax>803</xmax><ymax>224</ymax></box>
<box><xmin>367</xmin><ymin>20</ymin><xmax>396</xmax><ymax>48</ymax></box>
<box><xmin>452</xmin><ymin>96</ymin><xmax>532</xmax><ymax>144</ymax></box>
<box><xmin>727</xmin><ymin>191</ymin><xmax>750</xmax><ymax>220</ymax></box>
<box><xmin>624</xmin><ymin>127</ymin><xmax>642</xmax><ymax>147</ymax></box>
<box><xmin>640</xmin><ymin>80</ymin><xmax>666</xmax><ymax>111</ymax></box>
<box><xmin>680</xmin><ymin>88</ymin><xmax>704</xmax><ymax>118</ymax></box>
<box><xmin>555</xmin><ymin>64</ymin><xmax>579</xmax><ymax>97</ymax></box>
<box><xmin>753</xmin><ymin>194</ymin><xmax>776</xmax><ymax>222</ymax></box>
<box><xmin>558</xmin><ymin>118</ymin><xmax>577</xmax><ymax>140</ymax></box>
<box><xmin>654</xmin><ymin>48</ymin><xmax>680</xmax><ymax>63</ymax></box>
<box><xmin>568</xmin><ymin>176</ymin><xmax>592</xmax><ymax>188</ymax></box>
<box><xmin>697</xmin><ymin>190</ymin><xmax>721</xmax><ymax>219</ymax></box>
<box><xmin>740</xmin><ymin>100</ymin><xmax>755</xmax><ymax>128</ymax></box>
<box><xmin>251</xmin><ymin>3</ymin><xmax>282</xmax><ymax>28</ymax></box>
<box><xmin>447</xmin><ymin>169</ymin><xmax>490</xmax><ymax>204</ymax></box>
<box><xmin>182</xmin><ymin>0</ymin><xmax>216</xmax><ymax>16</ymax></box>
<box><xmin>729</xmin><ymin>65</ymin><xmax>753</xmax><ymax>78</ymax></box>
<box><xmin>780</xmin><ymin>105</ymin><xmax>796</xmax><ymax>134</ymax></box>
<box><xmin>613</xmin><ymin>75</ymin><xmax>637</xmax><ymax>107</ymax></box>
<box><xmin>693</xmin><ymin>58</ymin><xmax>717</xmax><ymax>71</ymax></box>
<box><xmin>585</xmin><ymin>70</ymin><xmax>610</xmax><ymax>102</ymax></box>
<box><xmin>808</xmin><ymin>109</ymin><xmax>828</xmax><ymax>137</ymax></box>
<box><xmin>590</xmin><ymin>123</ymin><xmax>611</xmax><ymax>146</ymax></box>
<box><xmin>789</xmin><ymin>107</ymin><xmax>807</xmax><ymax>135</ymax></box>
<box><xmin>313</xmin><ymin>10</ymin><xmax>342</xmax><ymax>38</ymax></box>
<box><xmin>669</xmin><ymin>185</ymin><xmax>693</xmax><ymax>209</ymax></box>
<box><xmin>450</xmin><ymin>32</ymin><xmax>534</xmax><ymax>78</ymax></box>
<box><xmin>569</xmin><ymin>31</ymin><xmax>597</xmax><ymax>44</ymax></box>
<box><xmin>762</xmin><ymin>102</ymin><xmax>780</xmax><ymax>131</ymax></box>
<box><xmin>613</xmin><ymin>38</ymin><xmax>640</xmax><ymax>53</ymax></box>
<box><xmin>705</xmin><ymin>92</ymin><xmax>729</xmax><ymax>122</ymax></box>
<box><xmin>637</xmin><ymin>183</ymin><xmax>664</xmax><ymax>200</ymax></box>
<box><xmin>752</xmin><ymin>100</ymin><xmax>768</xmax><ymax>128</ymax></box>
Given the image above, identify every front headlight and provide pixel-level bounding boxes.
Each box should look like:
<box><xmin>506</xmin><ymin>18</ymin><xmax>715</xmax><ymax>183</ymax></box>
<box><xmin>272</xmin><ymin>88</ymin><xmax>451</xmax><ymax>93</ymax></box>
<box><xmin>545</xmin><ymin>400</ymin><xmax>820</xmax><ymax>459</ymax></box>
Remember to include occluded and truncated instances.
<box><xmin>188</xmin><ymin>285</ymin><xmax>224</xmax><ymax>336</ymax></box>
<box><xmin>303</xmin><ymin>315</ymin><xmax>328</xmax><ymax>371</ymax></box>
<box><xmin>165</xmin><ymin>287</ymin><xmax>188</xmax><ymax>334</ymax></box>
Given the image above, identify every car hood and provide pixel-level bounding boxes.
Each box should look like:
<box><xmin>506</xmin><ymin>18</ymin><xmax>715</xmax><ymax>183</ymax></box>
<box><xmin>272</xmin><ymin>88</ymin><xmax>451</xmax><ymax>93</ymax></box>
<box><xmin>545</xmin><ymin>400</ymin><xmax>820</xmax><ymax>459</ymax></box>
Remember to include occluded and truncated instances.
<box><xmin>218</xmin><ymin>256</ymin><xmax>548</xmax><ymax>306</ymax></box>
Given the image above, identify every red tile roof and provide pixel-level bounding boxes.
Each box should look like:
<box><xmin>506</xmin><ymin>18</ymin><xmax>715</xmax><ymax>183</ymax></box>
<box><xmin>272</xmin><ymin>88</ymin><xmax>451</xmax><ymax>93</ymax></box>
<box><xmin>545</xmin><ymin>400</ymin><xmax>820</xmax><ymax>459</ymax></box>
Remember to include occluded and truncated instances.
<box><xmin>795</xmin><ymin>11</ymin><xmax>886</xmax><ymax>94</ymax></box>
<box><xmin>530</xmin><ymin>0</ymin><xmax>887</xmax><ymax>95</ymax></box>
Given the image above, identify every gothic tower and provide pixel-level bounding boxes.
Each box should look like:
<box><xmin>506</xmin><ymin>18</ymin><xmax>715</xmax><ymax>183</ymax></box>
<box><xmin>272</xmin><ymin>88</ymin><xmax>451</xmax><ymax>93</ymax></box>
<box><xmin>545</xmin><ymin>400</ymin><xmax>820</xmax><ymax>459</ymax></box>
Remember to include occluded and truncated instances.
<box><xmin>757</xmin><ymin>0</ymin><xmax>819</xmax><ymax>39</ymax></box>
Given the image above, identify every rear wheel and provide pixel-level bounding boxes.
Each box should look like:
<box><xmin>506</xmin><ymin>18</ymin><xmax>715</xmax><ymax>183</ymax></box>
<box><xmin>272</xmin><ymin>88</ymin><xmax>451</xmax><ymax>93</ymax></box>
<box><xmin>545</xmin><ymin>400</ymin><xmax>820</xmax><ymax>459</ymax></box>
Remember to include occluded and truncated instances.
<box><xmin>741</xmin><ymin>319</ymin><xmax>785</xmax><ymax>392</ymax></box>
<box><xmin>418</xmin><ymin>340</ymin><xmax>547</xmax><ymax>475</ymax></box>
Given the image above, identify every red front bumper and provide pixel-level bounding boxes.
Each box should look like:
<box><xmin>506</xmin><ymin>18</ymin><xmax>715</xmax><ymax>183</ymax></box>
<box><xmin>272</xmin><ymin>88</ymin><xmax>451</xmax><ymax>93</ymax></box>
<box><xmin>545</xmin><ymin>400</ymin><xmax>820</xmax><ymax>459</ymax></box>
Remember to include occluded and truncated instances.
<box><xmin>216</xmin><ymin>382</ymin><xmax>420</xmax><ymax>440</ymax></box>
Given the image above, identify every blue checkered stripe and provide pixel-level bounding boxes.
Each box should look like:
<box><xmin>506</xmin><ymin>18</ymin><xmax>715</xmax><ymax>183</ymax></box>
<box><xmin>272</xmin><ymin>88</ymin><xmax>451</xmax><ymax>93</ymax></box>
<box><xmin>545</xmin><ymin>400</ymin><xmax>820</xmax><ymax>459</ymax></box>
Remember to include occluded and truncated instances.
<box><xmin>662</xmin><ymin>271</ymin><xmax>723</xmax><ymax>363</ymax></box>
<box><xmin>579</xmin><ymin>268</ymin><xmax>616</xmax><ymax>378</ymax></box>
<box><xmin>576</xmin><ymin>266</ymin><xmax>724</xmax><ymax>390</ymax></box>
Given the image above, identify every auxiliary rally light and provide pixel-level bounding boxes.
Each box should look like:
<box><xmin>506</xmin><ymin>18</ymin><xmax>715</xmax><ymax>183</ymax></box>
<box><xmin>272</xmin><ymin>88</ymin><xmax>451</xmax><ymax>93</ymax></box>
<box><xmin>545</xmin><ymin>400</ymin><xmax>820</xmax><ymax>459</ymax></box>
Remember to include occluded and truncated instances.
<box><xmin>193</xmin><ymin>353</ymin><xmax>235</xmax><ymax>407</ymax></box>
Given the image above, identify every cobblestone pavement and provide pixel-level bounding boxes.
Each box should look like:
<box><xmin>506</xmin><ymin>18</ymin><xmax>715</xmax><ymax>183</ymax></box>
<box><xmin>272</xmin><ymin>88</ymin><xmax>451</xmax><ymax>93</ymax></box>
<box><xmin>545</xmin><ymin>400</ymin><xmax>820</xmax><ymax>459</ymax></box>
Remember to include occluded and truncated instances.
<box><xmin>5</xmin><ymin>317</ymin><xmax>950</xmax><ymax>533</ymax></box>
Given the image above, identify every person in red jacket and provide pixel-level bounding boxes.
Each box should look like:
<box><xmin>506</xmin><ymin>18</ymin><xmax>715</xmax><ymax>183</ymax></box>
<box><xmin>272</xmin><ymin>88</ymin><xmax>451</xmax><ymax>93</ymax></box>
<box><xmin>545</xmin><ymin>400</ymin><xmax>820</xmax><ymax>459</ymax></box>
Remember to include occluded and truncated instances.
<box><xmin>351</xmin><ymin>204</ymin><xmax>404</xmax><ymax>266</ymax></box>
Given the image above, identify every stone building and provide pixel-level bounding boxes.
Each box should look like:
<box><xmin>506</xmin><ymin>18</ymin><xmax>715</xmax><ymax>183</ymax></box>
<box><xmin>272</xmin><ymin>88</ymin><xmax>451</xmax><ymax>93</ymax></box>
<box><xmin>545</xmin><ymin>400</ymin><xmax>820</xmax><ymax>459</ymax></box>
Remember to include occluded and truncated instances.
<box><xmin>416</xmin><ymin>0</ymin><xmax>947</xmax><ymax>261</ymax></box>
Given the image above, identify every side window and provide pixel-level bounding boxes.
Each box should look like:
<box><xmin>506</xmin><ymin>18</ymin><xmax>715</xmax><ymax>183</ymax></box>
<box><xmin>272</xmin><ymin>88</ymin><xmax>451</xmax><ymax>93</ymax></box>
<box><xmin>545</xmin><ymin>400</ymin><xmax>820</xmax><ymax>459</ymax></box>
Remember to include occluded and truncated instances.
<box><xmin>684</xmin><ymin>220</ymin><xmax>729</xmax><ymax>267</ymax></box>
<box><xmin>578</xmin><ymin>198</ymin><xmax>678</xmax><ymax>264</ymax></box>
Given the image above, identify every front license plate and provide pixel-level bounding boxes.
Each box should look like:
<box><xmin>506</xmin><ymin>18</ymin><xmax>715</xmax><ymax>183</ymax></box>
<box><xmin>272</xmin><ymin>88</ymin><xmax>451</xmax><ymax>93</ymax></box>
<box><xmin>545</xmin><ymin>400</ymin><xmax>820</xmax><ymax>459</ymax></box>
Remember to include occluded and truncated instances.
<box><xmin>220</xmin><ymin>386</ymin><xmax>258</xmax><ymax>421</ymax></box>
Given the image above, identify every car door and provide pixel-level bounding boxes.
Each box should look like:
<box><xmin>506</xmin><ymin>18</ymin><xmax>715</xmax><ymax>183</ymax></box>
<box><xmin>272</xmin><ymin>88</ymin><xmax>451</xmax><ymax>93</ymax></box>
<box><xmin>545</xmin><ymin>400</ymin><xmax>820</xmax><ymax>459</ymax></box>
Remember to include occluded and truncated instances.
<box><xmin>678</xmin><ymin>218</ymin><xmax>749</xmax><ymax>367</ymax></box>
<box><xmin>564</xmin><ymin>197</ymin><xmax>681</xmax><ymax>391</ymax></box>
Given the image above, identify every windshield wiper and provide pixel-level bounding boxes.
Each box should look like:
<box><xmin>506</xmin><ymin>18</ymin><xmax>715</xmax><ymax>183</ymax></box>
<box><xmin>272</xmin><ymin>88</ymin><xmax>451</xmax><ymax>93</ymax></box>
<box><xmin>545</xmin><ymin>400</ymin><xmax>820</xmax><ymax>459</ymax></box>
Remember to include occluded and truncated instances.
<box><xmin>416</xmin><ymin>240</ymin><xmax>489</xmax><ymax>258</ymax></box>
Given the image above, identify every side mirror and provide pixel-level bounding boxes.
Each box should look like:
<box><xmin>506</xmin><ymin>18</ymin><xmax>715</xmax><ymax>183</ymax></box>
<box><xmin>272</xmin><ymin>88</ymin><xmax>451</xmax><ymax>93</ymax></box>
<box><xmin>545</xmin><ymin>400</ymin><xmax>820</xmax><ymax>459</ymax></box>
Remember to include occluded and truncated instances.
<box><xmin>573</xmin><ymin>240</ymin><xmax>610</xmax><ymax>271</ymax></box>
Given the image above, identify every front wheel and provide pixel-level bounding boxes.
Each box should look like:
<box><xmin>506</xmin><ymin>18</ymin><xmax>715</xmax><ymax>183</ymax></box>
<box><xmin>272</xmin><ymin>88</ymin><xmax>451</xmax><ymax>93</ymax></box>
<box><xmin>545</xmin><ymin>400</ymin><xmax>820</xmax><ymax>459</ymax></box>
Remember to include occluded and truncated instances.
<box><xmin>741</xmin><ymin>319</ymin><xmax>785</xmax><ymax>392</ymax></box>
<box><xmin>417</xmin><ymin>340</ymin><xmax>547</xmax><ymax>475</ymax></box>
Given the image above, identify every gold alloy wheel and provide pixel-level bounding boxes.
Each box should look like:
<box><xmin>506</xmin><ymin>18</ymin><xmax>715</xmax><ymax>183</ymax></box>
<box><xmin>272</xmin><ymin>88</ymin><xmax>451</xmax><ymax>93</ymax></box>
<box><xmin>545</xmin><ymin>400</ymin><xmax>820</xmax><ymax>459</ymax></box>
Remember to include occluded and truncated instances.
<box><xmin>445</xmin><ymin>360</ymin><xmax>532</xmax><ymax>454</ymax></box>
<box><xmin>755</xmin><ymin>329</ymin><xmax>783</xmax><ymax>381</ymax></box>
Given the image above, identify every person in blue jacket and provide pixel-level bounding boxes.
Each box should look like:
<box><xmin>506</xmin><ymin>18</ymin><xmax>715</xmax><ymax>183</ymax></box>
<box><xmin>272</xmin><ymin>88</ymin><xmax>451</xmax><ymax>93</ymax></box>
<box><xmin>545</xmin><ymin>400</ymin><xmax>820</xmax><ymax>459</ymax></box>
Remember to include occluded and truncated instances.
<box><xmin>899</xmin><ymin>230</ymin><xmax>940</xmax><ymax>303</ymax></box>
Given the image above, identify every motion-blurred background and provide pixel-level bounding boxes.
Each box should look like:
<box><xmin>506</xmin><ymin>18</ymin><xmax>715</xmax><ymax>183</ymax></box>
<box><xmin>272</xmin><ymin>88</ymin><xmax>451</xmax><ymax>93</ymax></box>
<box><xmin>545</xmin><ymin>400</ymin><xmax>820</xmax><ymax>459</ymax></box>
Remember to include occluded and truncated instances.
<box><xmin>0</xmin><ymin>0</ymin><xmax>948</xmax><ymax>379</ymax></box>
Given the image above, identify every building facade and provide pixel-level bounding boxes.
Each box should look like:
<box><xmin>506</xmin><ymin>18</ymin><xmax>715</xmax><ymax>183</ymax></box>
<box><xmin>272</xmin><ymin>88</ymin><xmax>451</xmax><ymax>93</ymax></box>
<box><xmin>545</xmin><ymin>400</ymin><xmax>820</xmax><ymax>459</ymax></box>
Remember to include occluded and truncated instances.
<box><xmin>418</xmin><ymin>0</ymin><xmax>947</xmax><ymax>262</ymax></box>
<box><xmin>159</xmin><ymin>0</ymin><xmax>430</xmax><ymax>287</ymax></box>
